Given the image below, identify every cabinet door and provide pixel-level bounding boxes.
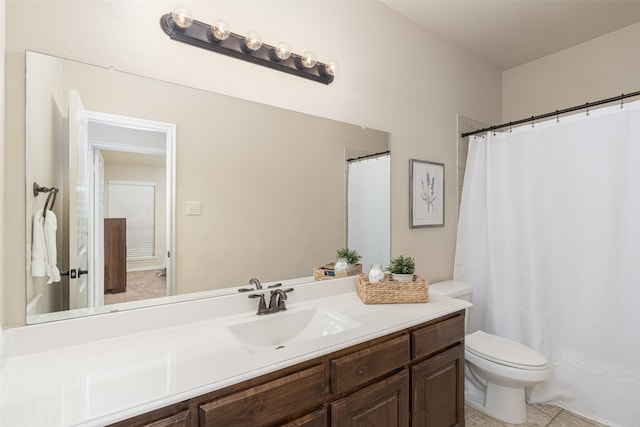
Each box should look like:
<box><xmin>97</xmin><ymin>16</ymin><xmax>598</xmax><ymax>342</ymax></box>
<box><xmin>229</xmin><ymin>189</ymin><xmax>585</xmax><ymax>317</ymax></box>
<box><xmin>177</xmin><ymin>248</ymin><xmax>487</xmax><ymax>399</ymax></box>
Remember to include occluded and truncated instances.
<box><xmin>411</xmin><ymin>345</ymin><xmax>464</xmax><ymax>427</ymax></box>
<box><xmin>331</xmin><ymin>370</ymin><xmax>409</xmax><ymax>427</ymax></box>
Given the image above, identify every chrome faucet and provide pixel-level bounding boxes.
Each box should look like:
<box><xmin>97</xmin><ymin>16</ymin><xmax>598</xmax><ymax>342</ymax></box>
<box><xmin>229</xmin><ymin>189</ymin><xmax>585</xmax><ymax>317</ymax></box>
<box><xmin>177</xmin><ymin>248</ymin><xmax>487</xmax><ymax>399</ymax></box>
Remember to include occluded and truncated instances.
<box><xmin>238</xmin><ymin>277</ymin><xmax>264</xmax><ymax>292</ymax></box>
<box><xmin>268</xmin><ymin>288</ymin><xmax>294</xmax><ymax>312</ymax></box>
<box><xmin>248</xmin><ymin>288</ymin><xmax>294</xmax><ymax>315</ymax></box>
<box><xmin>249</xmin><ymin>277</ymin><xmax>262</xmax><ymax>289</ymax></box>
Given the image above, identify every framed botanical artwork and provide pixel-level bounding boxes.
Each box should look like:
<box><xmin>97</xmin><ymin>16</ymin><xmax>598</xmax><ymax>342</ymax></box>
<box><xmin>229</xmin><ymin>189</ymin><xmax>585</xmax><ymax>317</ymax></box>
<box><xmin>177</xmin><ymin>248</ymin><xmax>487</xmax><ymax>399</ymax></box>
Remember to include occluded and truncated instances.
<box><xmin>409</xmin><ymin>159</ymin><xmax>444</xmax><ymax>228</ymax></box>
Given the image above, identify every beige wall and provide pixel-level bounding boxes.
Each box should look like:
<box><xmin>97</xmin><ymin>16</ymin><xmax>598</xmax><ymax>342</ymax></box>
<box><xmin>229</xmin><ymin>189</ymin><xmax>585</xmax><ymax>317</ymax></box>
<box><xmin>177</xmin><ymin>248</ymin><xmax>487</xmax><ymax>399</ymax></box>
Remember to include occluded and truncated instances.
<box><xmin>4</xmin><ymin>1</ymin><xmax>502</xmax><ymax>326</ymax></box>
<box><xmin>24</xmin><ymin>51</ymin><xmax>66</xmax><ymax>315</ymax></box>
<box><xmin>503</xmin><ymin>22</ymin><xmax>640</xmax><ymax>122</ymax></box>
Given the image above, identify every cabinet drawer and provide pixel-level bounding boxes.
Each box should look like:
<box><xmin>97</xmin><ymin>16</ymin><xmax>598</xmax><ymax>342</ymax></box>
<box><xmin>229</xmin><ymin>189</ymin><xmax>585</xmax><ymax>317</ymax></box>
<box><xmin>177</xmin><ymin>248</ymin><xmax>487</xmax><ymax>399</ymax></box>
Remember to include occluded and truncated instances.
<box><xmin>281</xmin><ymin>408</ymin><xmax>328</xmax><ymax>427</ymax></box>
<box><xmin>199</xmin><ymin>365</ymin><xmax>325</xmax><ymax>427</ymax></box>
<box><xmin>331</xmin><ymin>334</ymin><xmax>410</xmax><ymax>395</ymax></box>
<box><xmin>412</xmin><ymin>314</ymin><xmax>464</xmax><ymax>360</ymax></box>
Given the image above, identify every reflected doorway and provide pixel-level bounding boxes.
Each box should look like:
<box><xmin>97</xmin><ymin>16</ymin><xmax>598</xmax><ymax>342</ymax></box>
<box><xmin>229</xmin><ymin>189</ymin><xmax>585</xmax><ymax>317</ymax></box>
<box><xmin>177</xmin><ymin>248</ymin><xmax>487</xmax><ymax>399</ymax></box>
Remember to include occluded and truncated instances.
<box><xmin>86</xmin><ymin>112</ymin><xmax>175</xmax><ymax>307</ymax></box>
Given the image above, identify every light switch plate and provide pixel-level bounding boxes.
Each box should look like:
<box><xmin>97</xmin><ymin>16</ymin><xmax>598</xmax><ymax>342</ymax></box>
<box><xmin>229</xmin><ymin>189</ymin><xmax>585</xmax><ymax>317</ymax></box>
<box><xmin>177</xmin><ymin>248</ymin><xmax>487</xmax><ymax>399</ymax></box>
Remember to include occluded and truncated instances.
<box><xmin>186</xmin><ymin>201</ymin><xmax>202</xmax><ymax>215</ymax></box>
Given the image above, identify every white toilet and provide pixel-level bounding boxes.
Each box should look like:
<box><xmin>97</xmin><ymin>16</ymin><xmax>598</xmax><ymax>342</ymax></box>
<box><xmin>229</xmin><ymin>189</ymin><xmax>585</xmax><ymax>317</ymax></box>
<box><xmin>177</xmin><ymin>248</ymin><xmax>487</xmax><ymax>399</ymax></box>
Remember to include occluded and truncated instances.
<box><xmin>429</xmin><ymin>280</ymin><xmax>549</xmax><ymax>424</ymax></box>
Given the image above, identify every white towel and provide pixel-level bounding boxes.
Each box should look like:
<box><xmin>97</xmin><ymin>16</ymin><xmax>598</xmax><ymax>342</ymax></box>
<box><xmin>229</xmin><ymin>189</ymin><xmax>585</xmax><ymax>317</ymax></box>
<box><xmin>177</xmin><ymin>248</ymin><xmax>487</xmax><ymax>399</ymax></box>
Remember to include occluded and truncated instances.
<box><xmin>31</xmin><ymin>209</ymin><xmax>46</xmax><ymax>277</ymax></box>
<box><xmin>31</xmin><ymin>209</ymin><xmax>61</xmax><ymax>284</ymax></box>
<box><xmin>44</xmin><ymin>210</ymin><xmax>61</xmax><ymax>284</ymax></box>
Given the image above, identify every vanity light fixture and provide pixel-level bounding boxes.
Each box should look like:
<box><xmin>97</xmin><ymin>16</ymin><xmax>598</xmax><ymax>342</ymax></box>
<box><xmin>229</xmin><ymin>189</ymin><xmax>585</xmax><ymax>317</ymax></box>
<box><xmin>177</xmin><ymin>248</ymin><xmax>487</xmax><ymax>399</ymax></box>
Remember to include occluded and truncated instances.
<box><xmin>160</xmin><ymin>6</ymin><xmax>337</xmax><ymax>85</ymax></box>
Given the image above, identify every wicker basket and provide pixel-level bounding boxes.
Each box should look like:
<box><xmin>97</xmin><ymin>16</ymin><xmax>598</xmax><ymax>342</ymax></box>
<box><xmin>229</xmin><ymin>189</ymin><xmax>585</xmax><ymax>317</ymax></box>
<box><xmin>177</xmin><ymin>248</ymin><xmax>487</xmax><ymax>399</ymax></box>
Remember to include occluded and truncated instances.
<box><xmin>314</xmin><ymin>262</ymin><xmax>363</xmax><ymax>281</ymax></box>
<box><xmin>356</xmin><ymin>273</ymin><xmax>429</xmax><ymax>304</ymax></box>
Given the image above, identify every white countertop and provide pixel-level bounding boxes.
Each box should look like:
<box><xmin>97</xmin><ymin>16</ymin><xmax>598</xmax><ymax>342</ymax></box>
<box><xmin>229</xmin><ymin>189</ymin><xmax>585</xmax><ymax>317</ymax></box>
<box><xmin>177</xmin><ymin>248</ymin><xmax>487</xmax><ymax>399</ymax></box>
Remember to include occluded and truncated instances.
<box><xmin>1</xmin><ymin>277</ymin><xmax>469</xmax><ymax>426</ymax></box>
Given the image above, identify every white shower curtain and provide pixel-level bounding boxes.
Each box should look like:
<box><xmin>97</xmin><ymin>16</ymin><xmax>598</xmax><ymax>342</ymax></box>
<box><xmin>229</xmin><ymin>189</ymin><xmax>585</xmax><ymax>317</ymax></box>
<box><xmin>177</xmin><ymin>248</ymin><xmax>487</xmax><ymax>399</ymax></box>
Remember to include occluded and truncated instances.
<box><xmin>454</xmin><ymin>101</ymin><xmax>640</xmax><ymax>427</ymax></box>
<box><xmin>348</xmin><ymin>154</ymin><xmax>391</xmax><ymax>271</ymax></box>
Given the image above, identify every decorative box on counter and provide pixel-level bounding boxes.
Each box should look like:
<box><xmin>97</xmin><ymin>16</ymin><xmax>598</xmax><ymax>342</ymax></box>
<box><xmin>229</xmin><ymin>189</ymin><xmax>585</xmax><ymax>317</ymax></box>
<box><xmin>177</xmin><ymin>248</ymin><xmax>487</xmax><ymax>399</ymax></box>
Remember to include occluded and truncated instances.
<box><xmin>356</xmin><ymin>273</ymin><xmax>429</xmax><ymax>304</ymax></box>
<box><xmin>314</xmin><ymin>262</ymin><xmax>363</xmax><ymax>281</ymax></box>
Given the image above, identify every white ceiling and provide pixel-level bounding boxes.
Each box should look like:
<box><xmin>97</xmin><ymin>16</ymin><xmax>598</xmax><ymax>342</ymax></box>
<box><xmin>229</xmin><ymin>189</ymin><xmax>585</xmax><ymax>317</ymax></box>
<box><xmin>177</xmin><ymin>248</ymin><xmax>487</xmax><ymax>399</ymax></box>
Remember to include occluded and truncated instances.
<box><xmin>380</xmin><ymin>0</ymin><xmax>640</xmax><ymax>70</ymax></box>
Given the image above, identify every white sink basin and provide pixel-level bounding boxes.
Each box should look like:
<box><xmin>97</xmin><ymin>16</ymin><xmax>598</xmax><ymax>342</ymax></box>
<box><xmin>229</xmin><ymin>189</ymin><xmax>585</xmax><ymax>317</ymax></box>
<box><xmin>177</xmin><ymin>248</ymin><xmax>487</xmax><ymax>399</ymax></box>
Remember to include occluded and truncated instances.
<box><xmin>227</xmin><ymin>306</ymin><xmax>362</xmax><ymax>354</ymax></box>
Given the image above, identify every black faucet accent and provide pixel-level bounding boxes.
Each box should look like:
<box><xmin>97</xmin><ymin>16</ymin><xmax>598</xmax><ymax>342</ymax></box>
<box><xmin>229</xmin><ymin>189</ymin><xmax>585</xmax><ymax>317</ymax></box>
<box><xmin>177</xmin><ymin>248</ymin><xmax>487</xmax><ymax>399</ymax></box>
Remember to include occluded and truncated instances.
<box><xmin>248</xmin><ymin>288</ymin><xmax>294</xmax><ymax>315</ymax></box>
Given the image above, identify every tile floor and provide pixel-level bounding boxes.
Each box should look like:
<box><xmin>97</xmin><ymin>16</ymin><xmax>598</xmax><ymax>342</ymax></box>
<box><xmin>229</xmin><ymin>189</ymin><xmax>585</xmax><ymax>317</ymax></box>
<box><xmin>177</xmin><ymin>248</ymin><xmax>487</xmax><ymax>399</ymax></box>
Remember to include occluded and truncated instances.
<box><xmin>465</xmin><ymin>404</ymin><xmax>609</xmax><ymax>427</ymax></box>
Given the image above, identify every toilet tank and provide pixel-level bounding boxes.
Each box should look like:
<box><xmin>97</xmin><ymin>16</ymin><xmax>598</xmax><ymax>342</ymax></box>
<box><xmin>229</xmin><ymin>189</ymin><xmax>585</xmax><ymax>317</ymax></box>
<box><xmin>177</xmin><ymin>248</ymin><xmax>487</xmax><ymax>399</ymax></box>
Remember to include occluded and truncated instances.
<box><xmin>429</xmin><ymin>280</ymin><xmax>472</xmax><ymax>332</ymax></box>
<box><xmin>429</xmin><ymin>280</ymin><xmax>472</xmax><ymax>301</ymax></box>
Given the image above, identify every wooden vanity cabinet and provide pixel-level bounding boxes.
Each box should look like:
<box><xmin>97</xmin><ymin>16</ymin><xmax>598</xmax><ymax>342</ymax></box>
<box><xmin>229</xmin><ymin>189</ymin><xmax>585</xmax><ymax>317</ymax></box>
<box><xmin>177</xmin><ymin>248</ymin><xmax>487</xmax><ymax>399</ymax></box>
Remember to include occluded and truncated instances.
<box><xmin>111</xmin><ymin>310</ymin><xmax>465</xmax><ymax>427</ymax></box>
<box><xmin>411</xmin><ymin>315</ymin><xmax>466</xmax><ymax>427</ymax></box>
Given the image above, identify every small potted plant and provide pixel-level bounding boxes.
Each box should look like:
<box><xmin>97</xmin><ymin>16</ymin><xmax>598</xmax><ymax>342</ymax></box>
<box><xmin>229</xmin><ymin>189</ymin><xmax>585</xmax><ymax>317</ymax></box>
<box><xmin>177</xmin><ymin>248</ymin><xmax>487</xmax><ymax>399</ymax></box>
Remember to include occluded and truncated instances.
<box><xmin>335</xmin><ymin>248</ymin><xmax>362</xmax><ymax>272</ymax></box>
<box><xmin>388</xmin><ymin>255</ymin><xmax>416</xmax><ymax>282</ymax></box>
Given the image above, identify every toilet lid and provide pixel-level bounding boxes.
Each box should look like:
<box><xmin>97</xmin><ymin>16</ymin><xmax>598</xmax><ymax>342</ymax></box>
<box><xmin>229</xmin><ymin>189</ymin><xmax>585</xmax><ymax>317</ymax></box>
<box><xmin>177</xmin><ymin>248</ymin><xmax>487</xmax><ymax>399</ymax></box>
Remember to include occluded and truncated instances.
<box><xmin>465</xmin><ymin>331</ymin><xmax>547</xmax><ymax>370</ymax></box>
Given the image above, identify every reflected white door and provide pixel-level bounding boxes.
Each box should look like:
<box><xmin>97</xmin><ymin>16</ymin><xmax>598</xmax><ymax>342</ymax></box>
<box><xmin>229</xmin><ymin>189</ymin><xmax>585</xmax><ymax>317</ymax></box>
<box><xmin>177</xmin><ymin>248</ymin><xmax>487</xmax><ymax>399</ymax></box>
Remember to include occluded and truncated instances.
<box><xmin>68</xmin><ymin>90</ymin><xmax>90</xmax><ymax>309</ymax></box>
<box><xmin>92</xmin><ymin>149</ymin><xmax>105</xmax><ymax>306</ymax></box>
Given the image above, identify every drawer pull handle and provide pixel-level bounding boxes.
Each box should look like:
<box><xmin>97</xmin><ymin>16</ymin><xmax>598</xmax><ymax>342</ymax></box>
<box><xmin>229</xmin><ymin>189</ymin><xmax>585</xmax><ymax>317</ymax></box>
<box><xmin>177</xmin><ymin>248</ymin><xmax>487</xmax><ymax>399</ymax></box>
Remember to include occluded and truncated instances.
<box><xmin>357</xmin><ymin>366</ymin><xmax>367</xmax><ymax>376</ymax></box>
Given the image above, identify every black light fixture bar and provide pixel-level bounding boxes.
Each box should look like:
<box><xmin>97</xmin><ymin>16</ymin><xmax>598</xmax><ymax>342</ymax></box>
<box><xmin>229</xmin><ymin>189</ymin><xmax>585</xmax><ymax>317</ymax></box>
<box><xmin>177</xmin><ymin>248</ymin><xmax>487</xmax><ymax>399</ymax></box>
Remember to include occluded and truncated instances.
<box><xmin>160</xmin><ymin>14</ymin><xmax>334</xmax><ymax>85</ymax></box>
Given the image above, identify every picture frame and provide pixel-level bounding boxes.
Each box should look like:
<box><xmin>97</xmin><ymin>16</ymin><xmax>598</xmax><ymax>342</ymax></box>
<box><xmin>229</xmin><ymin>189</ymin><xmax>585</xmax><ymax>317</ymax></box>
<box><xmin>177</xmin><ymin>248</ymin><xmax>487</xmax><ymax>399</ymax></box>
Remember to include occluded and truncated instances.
<box><xmin>409</xmin><ymin>159</ymin><xmax>444</xmax><ymax>228</ymax></box>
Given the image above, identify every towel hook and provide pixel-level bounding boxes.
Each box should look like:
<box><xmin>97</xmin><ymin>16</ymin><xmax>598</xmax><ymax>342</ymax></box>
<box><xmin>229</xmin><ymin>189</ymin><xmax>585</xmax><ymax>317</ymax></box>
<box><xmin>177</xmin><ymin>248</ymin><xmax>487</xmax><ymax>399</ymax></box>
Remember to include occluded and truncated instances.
<box><xmin>43</xmin><ymin>189</ymin><xmax>58</xmax><ymax>217</ymax></box>
<box><xmin>33</xmin><ymin>182</ymin><xmax>56</xmax><ymax>197</ymax></box>
<box><xmin>33</xmin><ymin>182</ymin><xmax>59</xmax><ymax>218</ymax></box>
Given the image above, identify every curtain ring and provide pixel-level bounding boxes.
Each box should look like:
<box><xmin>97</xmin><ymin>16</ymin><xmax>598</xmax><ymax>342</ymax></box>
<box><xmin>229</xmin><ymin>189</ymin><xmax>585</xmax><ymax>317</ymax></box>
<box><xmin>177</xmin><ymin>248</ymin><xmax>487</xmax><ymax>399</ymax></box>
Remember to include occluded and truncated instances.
<box><xmin>556</xmin><ymin>110</ymin><xmax>559</xmax><ymax>123</ymax></box>
<box><xmin>621</xmin><ymin>94</ymin><xmax>624</xmax><ymax>109</ymax></box>
<box><xmin>531</xmin><ymin>116</ymin><xmax>535</xmax><ymax>128</ymax></box>
<box><xmin>509</xmin><ymin>122</ymin><xmax>512</xmax><ymax>133</ymax></box>
<box><xmin>586</xmin><ymin>102</ymin><xmax>590</xmax><ymax>116</ymax></box>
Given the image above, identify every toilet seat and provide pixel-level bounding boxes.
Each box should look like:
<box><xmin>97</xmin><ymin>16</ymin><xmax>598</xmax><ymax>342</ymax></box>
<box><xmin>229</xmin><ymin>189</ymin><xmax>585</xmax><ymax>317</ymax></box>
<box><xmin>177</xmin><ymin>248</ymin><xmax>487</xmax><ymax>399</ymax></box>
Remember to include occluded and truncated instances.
<box><xmin>465</xmin><ymin>331</ymin><xmax>547</xmax><ymax>371</ymax></box>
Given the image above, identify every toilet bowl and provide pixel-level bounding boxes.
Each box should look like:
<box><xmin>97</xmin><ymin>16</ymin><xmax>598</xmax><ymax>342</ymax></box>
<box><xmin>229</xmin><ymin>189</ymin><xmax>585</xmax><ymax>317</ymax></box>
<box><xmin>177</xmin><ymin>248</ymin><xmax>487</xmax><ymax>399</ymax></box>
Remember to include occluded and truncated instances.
<box><xmin>429</xmin><ymin>280</ymin><xmax>549</xmax><ymax>424</ymax></box>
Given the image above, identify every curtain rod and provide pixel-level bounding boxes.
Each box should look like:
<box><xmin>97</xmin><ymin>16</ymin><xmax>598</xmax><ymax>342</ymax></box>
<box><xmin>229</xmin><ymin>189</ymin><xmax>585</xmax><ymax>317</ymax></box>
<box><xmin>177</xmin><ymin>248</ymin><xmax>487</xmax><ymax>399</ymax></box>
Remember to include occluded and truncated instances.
<box><xmin>461</xmin><ymin>90</ymin><xmax>640</xmax><ymax>138</ymax></box>
<box><xmin>348</xmin><ymin>150</ymin><xmax>390</xmax><ymax>162</ymax></box>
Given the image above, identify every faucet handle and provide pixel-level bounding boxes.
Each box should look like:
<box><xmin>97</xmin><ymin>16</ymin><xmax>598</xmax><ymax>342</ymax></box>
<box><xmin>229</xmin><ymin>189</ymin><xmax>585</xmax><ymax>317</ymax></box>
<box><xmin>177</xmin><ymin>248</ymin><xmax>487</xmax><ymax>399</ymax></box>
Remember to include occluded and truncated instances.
<box><xmin>248</xmin><ymin>293</ymin><xmax>268</xmax><ymax>315</ymax></box>
<box><xmin>267</xmin><ymin>283</ymin><xmax>282</xmax><ymax>289</ymax></box>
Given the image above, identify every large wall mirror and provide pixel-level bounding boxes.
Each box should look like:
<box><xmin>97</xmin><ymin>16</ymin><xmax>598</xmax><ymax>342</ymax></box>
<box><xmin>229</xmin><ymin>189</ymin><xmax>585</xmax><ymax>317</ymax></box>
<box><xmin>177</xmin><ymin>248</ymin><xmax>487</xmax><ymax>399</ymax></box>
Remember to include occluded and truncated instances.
<box><xmin>25</xmin><ymin>51</ymin><xmax>390</xmax><ymax>324</ymax></box>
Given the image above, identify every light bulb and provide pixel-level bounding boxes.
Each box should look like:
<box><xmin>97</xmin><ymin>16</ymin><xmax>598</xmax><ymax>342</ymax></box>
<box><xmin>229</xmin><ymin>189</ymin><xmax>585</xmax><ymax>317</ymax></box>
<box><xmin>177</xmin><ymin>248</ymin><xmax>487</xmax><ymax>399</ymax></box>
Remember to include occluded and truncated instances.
<box><xmin>274</xmin><ymin>42</ymin><xmax>292</xmax><ymax>60</ymax></box>
<box><xmin>300</xmin><ymin>51</ymin><xmax>317</xmax><ymax>69</ymax></box>
<box><xmin>211</xmin><ymin>19</ymin><xmax>230</xmax><ymax>41</ymax></box>
<box><xmin>324</xmin><ymin>60</ymin><xmax>340</xmax><ymax>76</ymax></box>
<box><xmin>244</xmin><ymin>31</ymin><xmax>262</xmax><ymax>51</ymax></box>
<box><xmin>171</xmin><ymin>5</ymin><xmax>193</xmax><ymax>29</ymax></box>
